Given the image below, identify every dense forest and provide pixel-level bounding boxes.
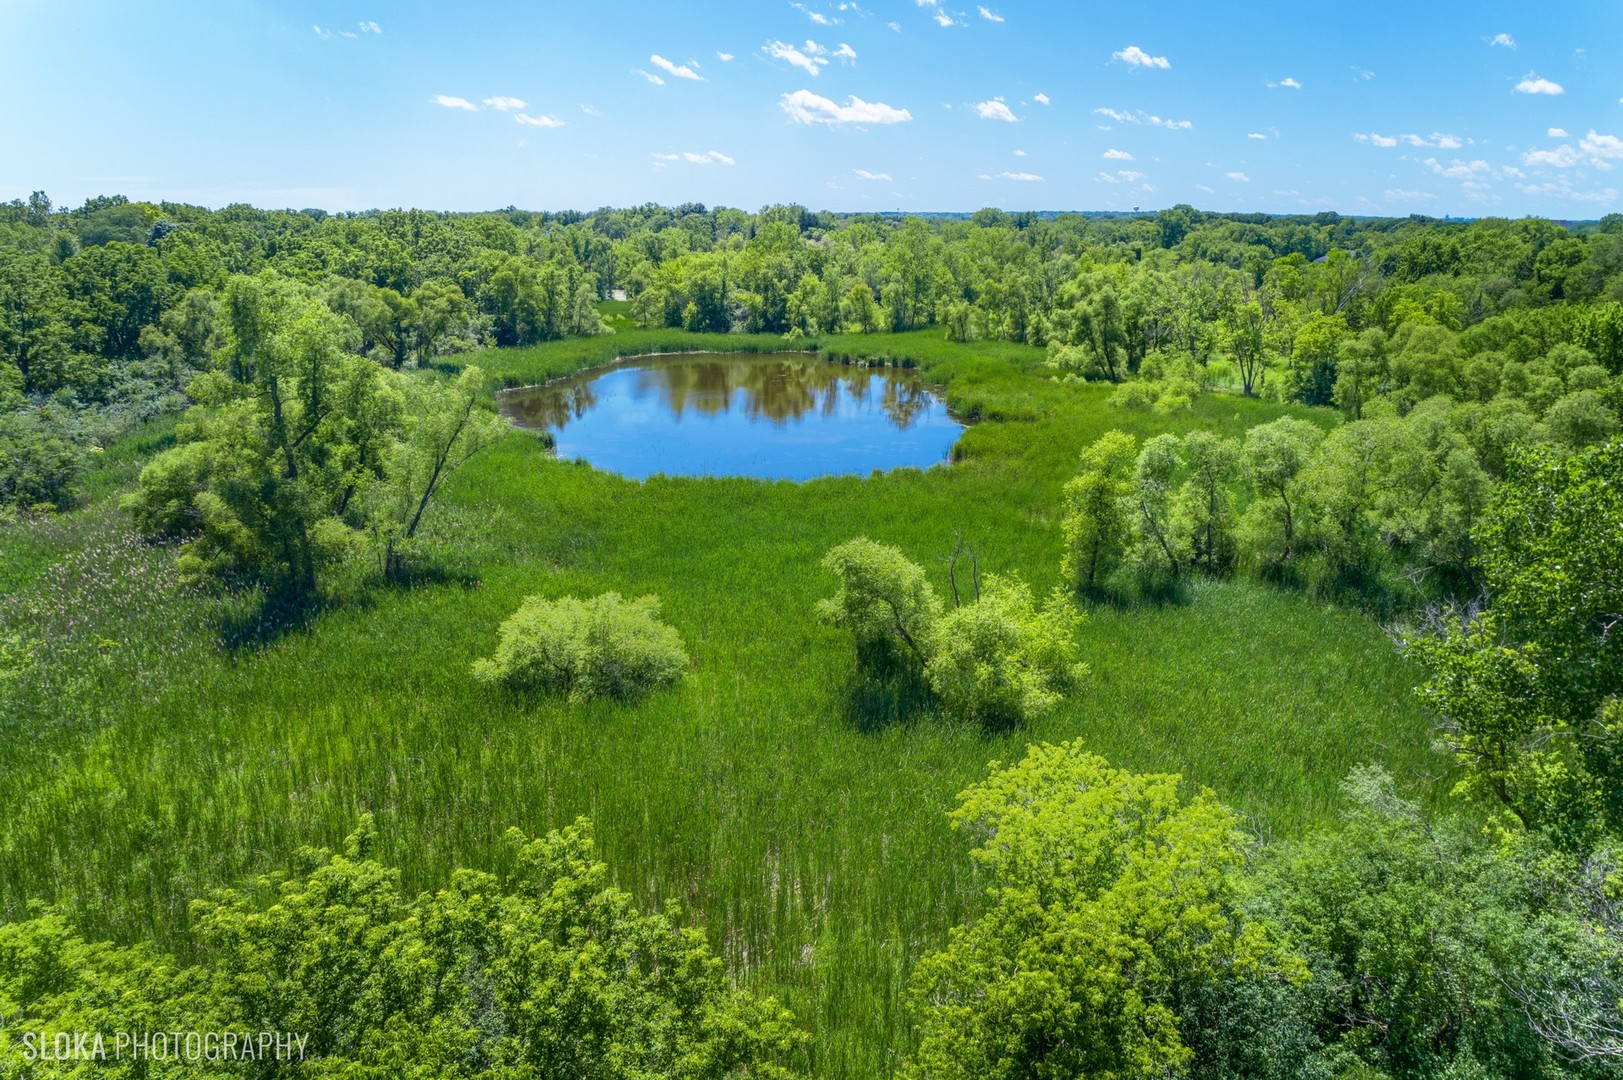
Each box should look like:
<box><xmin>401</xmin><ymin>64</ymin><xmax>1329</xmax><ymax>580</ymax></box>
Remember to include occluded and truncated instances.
<box><xmin>2</xmin><ymin>192</ymin><xmax>1622</xmax><ymax>1078</ymax></box>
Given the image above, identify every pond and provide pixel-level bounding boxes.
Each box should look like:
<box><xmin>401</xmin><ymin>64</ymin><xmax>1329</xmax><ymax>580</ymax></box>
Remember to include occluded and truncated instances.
<box><xmin>499</xmin><ymin>353</ymin><xmax>965</xmax><ymax>481</ymax></box>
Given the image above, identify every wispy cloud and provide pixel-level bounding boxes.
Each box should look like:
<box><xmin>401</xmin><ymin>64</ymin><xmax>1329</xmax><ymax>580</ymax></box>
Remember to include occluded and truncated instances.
<box><xmin>1097</xmin><ymin>170</ymin><xmax>1148</xmax><ymax>184</ymax></box>
<box><xmin>359</xmin><ymin>20</ymin><xmax>381</xmax><ymax>33</ymax></box>
<box><xmin>633</xmin><ymin>69</ymin><xmax>666</xmax><ymax>86</ymax></box>
<box><xmin>980</xmin><ymin>171</ymin><xmax>1043</xmax><ymax>181</ymax></box>
<box><xmin>1549</xmin><ymin>127</ymin><xmax>1569</xmax><ymax>138</ymax></box>
<box><xmin>653</xmin><ymin>150</ymin><xmax>736</xmax><ymax>165</ymax></box>
<box><xmin>1226</xmin><ymin>171</ymin><xmax>1251</xmax><ymax>182</ymax></box>
<box><xmin>765</xmin><ymin>40</ymin><xmax>829</xmax><ymax>75</ymax></box>
<box><xmin>780</xmin><ymin>89</ymin><xmax>912</xmax><ymax>125</ymax></box>
<box><xmin>1113</xmin><ymin>45</ymin><xmax>1170</xmax><ymax>69</ymax></box>
<box><xmin>650</xmin><ymin>55</ymin><xmax>704</xmax><ymax>81</ymax></box>
<box><xmin>1094</xmin><ymin>107</ymin><xmax>1191</xmax><ymax>129</ymax></box>
<box><xmin>1514</xmin><ymin>74</ymin><xmax>1564</xmax><ymax>95</ymax></box>
<box><xmin>1267</xmin><ymin>76</ymin><xmax>1302</xmax><ymax>89</ymax></box>
<box><xmin>433</xmin><ymin>95</ymin><xmax>478</xmax><ymax>111</ymax></box>
<box><xmin>1033</xmin><ymin>92</ymin><xmax>1050</xmax><ymax>105</ymax></box>
<box><xmin>1102</xmin><ymin>148</ymin><xmax>1134</xmax><ymax>160</ymax></box>
<box><xmin>975</xmin><ymin>97</ymin><xmax>1018</xmax><ymax>122</ymax></box>
<box><xmin>854</xmin><ymin>168</ymin><xmax>893</xmax><ymax>180</ymax></box>
<box><xmin>1489</xmin><ymin>32</ymin><xmax>1516</xmax><ymax>48</ymax></box>
<box><xmin>515</xmin><ymin>113</ymin><xmax>565</xmax><ymax>128</ymax></box>
<box><xmin>978</xmin><ymin>5</ymin><xmax>1004</xmax><ymax>21</ymax></box>
<box><xmin>483</xmin><ymin>96</ymin><xmax>527</xmax><ymax>112</ymax></box>
<box><xmin>1352</xmin><ymin>132</ymin><xmax>1399</xmax><ymax>147</ymax></box>
<box><xmin>1523</xmin><ymin>129</ymin><xmax>1623</xmax><ymax>170</ymax></box>
<box><xmin>717</xmin><ymin>51</ymin><xmax>735</xmax><ymax>62</ymax></box>
<box><xmin>1248</xmin><ymin>132</ymin><xmax>1268</xmax><ymax>140</ymax></box>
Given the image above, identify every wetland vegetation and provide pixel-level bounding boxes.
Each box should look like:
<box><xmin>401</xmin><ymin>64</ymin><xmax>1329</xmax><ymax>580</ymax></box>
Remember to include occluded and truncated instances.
<box><xmin>2</xmin><ymin>196</ymin><xmax>1621</xmax><ymax>1078</ymax></box>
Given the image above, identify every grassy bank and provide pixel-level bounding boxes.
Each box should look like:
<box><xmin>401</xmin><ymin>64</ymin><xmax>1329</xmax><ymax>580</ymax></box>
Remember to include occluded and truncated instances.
<box><xmin>0</xmin><ymin>329</ymin><xmax>1439</xmax><ymax>1078</ymax></box>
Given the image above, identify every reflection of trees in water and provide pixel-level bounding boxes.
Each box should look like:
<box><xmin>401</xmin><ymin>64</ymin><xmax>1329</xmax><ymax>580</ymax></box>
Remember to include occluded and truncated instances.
<box><xmin>503</xmin><ymin>382</ymin><xmax>597</xmax><ymax>428</ymax></box>
<box><xmin>506</xmin><ymin>357</ymin><xmax>936</xmax><ymax>432</ymax></box>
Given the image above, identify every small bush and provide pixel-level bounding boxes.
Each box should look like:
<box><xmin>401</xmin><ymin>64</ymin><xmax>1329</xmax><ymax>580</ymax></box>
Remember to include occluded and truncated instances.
<box><xmin>927</xmin><ymin>575</ymin><xmax>1088</xmax><ymax>726</ymax></box>
<box><xmin>473</xmin><ymin>591</ymin><xmax>689</xmax><ymax>701</ymax></box>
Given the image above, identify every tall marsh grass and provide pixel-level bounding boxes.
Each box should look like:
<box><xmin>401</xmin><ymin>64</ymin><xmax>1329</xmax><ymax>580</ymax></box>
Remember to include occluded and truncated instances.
<box><xmin>0</xmin><ymin>330</ymin><xmax>1438</xmax><ymax>1078</ymax></box>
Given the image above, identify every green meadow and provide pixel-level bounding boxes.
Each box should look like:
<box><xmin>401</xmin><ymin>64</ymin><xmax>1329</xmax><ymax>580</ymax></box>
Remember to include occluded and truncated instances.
<box><xmin>0</xmin><ymin>330</ymin><xmax>1439</xmax><ymax>1077</ymax></box>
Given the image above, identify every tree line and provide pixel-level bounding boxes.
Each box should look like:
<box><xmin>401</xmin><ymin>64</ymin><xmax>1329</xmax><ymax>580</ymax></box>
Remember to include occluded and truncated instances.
<box><xmin>5</xmin><ymin>191</ymin><xmax>1623</xmax><ymax>508</ymax></box>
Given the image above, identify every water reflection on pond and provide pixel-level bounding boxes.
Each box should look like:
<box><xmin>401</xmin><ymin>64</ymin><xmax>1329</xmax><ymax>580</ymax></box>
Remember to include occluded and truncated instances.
<box><xmin>499</xmin><ymin>353</ymin><xmax>964</xmax><ymax>481</ymax></box>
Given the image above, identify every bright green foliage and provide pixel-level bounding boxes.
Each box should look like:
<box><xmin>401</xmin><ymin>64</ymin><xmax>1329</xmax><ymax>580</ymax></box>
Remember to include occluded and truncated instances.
<box><xmin>1060</xmin><ymin>430</ymin><xmax>1139</xmax><ymax>591</ymax></box>
<box><xmin>906</xmin><ymin>741</ymin><xmax>1301</xmax><ymax>1080</ymax></box>
<box><xmin>124</xmin><ymin>276</ymin><xmax>500</xmax><ymax>594</ymax></box>
<box><xmin>1413</xmin><ymin>439</ymin><xmax>1623</xmax><ymax>846</ymax></box>
<box><xmin>818</xmin><ymin>538</ymin><xmax>1086</xmax><ymax>723</ymax></box>
<box><xmin>0</xmin><ymin>816</ymin><xmax>803</xmax><ymax>1079</ymax></box>
<box><xmin>366</xmin><ymin>365</ymin><xmax>507</xmax><ymax>579</ymax></box>
<box><xmin>927</xmin><ymin>575</ymin><xmax>1089</xmax><ymax>726</ymax></box>
<box><xmin>1176</xmin><ymin>430</ymin><xmax>1243</xmax><ymax>574</ymax></box>
<box><xmin>1239</xmin><ymin>417</ymin><xmax>1324</xmax><ymax>568</ymax></box>
<box><xmin>816</xmin><ymin>536</ymin><xmax>943</xmax><ymax>669</ymax></box>
<box><xmin>1123</xmin><ymin>433</ymin><xmax>1185</xmax><ymax>589</ymax></box>
<box><xmin>473</xmin><ymin>592</ymin><xmax>690</xmax><ymax>702</ymax></box>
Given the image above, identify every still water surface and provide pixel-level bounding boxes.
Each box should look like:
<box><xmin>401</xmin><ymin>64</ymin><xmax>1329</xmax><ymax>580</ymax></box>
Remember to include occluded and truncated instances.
<box><xmin>499</xmin><ymin>353</ymin><xmax>964</xmax><ymax>481</ymax></box>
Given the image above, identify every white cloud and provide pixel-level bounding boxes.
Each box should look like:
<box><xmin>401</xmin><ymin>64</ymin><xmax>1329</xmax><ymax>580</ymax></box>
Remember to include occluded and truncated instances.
<box><xmin>580</xmin><ymin>104</ymin><xmax>601</xmax><ymax>116</ymax></box>
<box><xmin>1432</xmin><ymin>132</ymin><xmax>1463</xmax><ymax>149</ymax></box>
<box><xmin>359</xmin><ymin>20</ymin><xmax>381</xmax><ymax>33</ymax></box>
<box><xmin>1489</xmin><ymin>32</ymin><xmax>1516</xmax><ymax>48</ymax></box>
<box><xmin>1227</xmin><ymin>172</ymin><xmax>1251</xmax><ymax>182</ymax></box>
<box><xmin>1096</xmin><ymin>170</ymin><xmax>1147</xmax><ymax>184</ymax></box>
<box><xmin>1514</xmin><ymin>74</ymin><xmax>1564</xmax><ymax>95</ymax></box>
<box><xmin>888</xmin><ymin>20</ymin><xmax>901</xmax><ymax>31</ymax></box>
<box><xmin>1549</xmin><ymin>127</ymin><xmax>1569</xmax><ymax>138</ymax></box>
<box><xmin>975</xmin><ymin>97</ymin><xmax>1018</xmax><ymax>122</ymax></box>
<box><xmin>1094</xmin><ymin>107</ymin><xmax>1191</xmax><ymax>129</ymax></box>
<box><xmin>791</xmin><ymin>2</ymin><xmax>840</xmax><ymax>25</ymax></box>
<box><xmin>1013</xmin><ymin>149</ymin><xmax>1026</xmax><ymax>156</ymax></box>
<box><xmin>313</xmin><ymin>25</ymin><xmax>332</xmax><ymax>39</ymax></box>
<box><xmin>633</xmin><ymin>69</ymin><xmax>666</xmax><ymax>86</ymax></box>
<box><xmin>1113</xmin><ymin>44</ymin><xmax>1170</xmax><ymax>69</ymax></box>
<box><xmin>854</xmin><ymin>168</ymin><xmax>892</xmax><ymax>180</ymax></box>
<box><xmin>1385</xmin><ymin>188</ymin><xmax>1436</xmax><ymax>200</ymax></box>
<box><xmin>833</xmin><ymin>42</ymin><xmax>857</xmax><ymax>62</ymax></box>
<box><xmin>780</xmin><ymin>89</ymin><xmax>912</xmax><ymax>125</ymax></box>
<box><xmin>981</xmin><ymin>171</ymin><xmax>1044</xmax><ymax>181</ymax></box>
<box><xmin>515</xmin><ymin>113</ymin><xmax>565</xmax><ymax>128</ymax></box>
<box><xmin>1352</xmin><ymin>131</ymin><xmax>1400</xmax><ymax>147</ymax></box>
<box><xmin>1248</xmin><ymin>132</ymin><xmax>1267</xmax><ymax>140</ymax></box>
<box><xmin>1033</xmin><ymin>92</ymin><xmax>1050</xmax><ymax>105</ymax></box>
<box><xmin>765</xmin><ymin>40</ymin><xmax>829</xmax><ymax>75</ymax></box>
<box><xmin>655</xmin><ymin>150</ymin><xmax>735</xmax><ymax>165</ymax></box>
<box><xmin>1102</xmin><ymin>148</ymin><xmax>1134</xmax><ymax>160</ymax></box>
<box><xmin>433</xmin><ymin>95</ymin><xmax>477</xmax><ymax>111</ymax></box>
<box><xmin>1267</xmin><ymin>76</ymin><xmax>1303</xmax><ymax>89</ymax></box>
<box><xmin>1197</xmin><ymin>184</ymin><xmax>1215</xmax><ymax>193</ymax></box>
<box><xmin>1425</xmin><ymin>157</ymin><xmax>1500</xmax><ymax>179</ymax></box>
<box><xmin>717</xmin><ymin>51</ymin><xmax>735</xmax><ymax>62</ymax></box>
<box><xmin>1580</xmin><ymin>130</ymin><xmax>1623</xmax><ymax>162</ymax></box>
<box><xmin>978</xmin><ymin>5</ymin><xmax>1004</xmax><ymax>21</ymax></box>
<box><xmin>483</xmin><ymin>96</ymin><xmax>527</xmax><ymax>111</ymax></box>
<box><xmin>650</xmin><ymin>54</ymin><xmax>704</xmax><ymax>81</ymax></box>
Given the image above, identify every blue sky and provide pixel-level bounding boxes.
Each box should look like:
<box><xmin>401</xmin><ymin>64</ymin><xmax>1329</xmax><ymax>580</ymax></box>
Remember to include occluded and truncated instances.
<box><xmin>3</xmin><ymin>0</ymin><xmax>1621</xmax><ymax>216</ymax></box>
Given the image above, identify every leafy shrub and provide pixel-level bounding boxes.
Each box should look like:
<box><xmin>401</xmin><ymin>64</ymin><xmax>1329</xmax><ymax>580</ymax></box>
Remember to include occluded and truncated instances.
<box><xmin>818</xmin><ymin>538</ymin><xmax>1086</xmax><ymax>725</ymax></box>
<box><xmin>473</xmin><ymin>591</ymin><xmax>689</xmax><ymax>701</ymax></box>
<box><xmin>927</xmin><ymin>575</ymin><xmax>1088</xmax><ymax>725</ymax></box>
<box><xmin>0</xmin><ymin>407</ymin><xmax>84</xmax><ymax>509</ymax></box>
